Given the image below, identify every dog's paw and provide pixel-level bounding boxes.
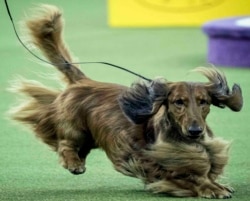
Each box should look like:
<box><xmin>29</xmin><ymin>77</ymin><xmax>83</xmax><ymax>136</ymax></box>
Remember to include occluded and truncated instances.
<box><xmin>200</xmin><ymin>188</ymin><xmax>232</xmax><ymax>199</ymax></box>
<box><xmin>216</xmin><ymin>183</ymin><xmax>235</xmax><ymax>194</ymax></box>
<box><xmin>68</xmin><ymin>164</ymin><xmax>86</xmax><ymax>175</ymax></box>
<box><xmin>225</xmin><ymin>186</ymin><xmax>235</xmax><ymax>194</ymax></box>
<box><xmin>60</xmin><ymin>158</ymin><xmax>86</xmax><ymax>175</ymax></box>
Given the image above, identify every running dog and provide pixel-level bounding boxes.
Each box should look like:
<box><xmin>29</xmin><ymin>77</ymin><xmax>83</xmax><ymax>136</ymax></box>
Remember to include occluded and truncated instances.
<box><xmin>10</xmin><ymin>5</ymin><xmax>243</xmax><ymax>198</ymax></box>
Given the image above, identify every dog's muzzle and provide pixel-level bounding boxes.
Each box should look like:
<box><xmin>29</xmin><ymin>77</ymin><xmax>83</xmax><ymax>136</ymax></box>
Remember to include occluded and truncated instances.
<box><xmin>187</xmin><ymin>125</ymin><xmax>203</xmax><ymax>139</ymax></box>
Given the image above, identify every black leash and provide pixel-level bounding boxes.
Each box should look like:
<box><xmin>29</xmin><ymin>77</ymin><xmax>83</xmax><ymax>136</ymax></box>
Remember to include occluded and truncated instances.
<box><xmin>4</xmin><ymin>0</ymin><xmax>152</xmax><ymax>82</ymax></box>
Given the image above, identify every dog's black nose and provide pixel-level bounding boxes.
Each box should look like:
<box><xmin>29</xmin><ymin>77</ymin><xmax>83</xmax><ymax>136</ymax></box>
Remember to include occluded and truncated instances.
<box><xmin>188</xmin><ymin>126</ymin><xmax>203</xmax><ymax>137</ymax></box>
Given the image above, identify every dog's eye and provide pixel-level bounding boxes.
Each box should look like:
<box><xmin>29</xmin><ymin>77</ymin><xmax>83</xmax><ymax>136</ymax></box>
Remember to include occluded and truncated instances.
<box><xmin>174</xmin><ymin>99</ymin><xmax>184</xmax><ymax>106</ymax></box>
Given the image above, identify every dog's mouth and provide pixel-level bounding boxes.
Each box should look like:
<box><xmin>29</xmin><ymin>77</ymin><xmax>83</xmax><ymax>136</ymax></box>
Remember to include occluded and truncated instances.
<box><xmin>186</xmin><ymin>130</ymin><xmax>205</xmax><ymax>140</ymax></box>
<box><xmin>187</xmin><ymin>134</ymin><xmax>203</xmax><ymax>140</ymax></box>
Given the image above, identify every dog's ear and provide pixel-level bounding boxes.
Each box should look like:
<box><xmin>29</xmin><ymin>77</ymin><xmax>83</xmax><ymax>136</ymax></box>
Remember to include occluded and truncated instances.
<box><xmin>196</xmin><ymin>67</ymin><xmax>243</xmax><ymax>112</ymax></box>
<box><xmin>119</xmin><ymin>79</ymin><xmax>168</xmax><ymax>124</ymax></box>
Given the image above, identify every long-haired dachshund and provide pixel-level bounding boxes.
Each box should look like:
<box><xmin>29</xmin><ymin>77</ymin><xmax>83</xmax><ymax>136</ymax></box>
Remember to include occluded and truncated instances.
<box><xmin>10</xmin><ymin>5</ymin><xmax>243</xmax><ymax>199</ymax></box>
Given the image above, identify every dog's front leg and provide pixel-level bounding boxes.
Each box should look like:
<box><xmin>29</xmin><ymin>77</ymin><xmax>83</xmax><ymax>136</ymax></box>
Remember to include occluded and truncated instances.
<box><xmin>203</xmin><ymin>138</ymin><xmax>234</xmax><ymax>194</ymax></box>
<box><xmin>197</xmin><ymin>178</ymin><xmax>233</xmax><ymax>199</ymax></box>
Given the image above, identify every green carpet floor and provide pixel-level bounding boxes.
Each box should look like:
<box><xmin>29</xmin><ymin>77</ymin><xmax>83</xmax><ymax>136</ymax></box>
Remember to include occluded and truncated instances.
<box><xmin>1</xmin><ymin>1</ymin><xmax>250</xmax><ymax>200</ymax></box>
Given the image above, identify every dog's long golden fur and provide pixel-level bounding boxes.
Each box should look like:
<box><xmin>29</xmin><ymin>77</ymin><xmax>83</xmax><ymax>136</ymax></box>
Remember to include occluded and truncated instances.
<box><xmin>10</xmin><ymin>5</ymin><xmax>243</xmax><ymax>199</ymax></box>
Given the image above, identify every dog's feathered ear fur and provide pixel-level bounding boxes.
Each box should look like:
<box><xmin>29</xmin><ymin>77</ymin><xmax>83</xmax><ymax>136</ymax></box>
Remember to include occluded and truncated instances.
<box><xmin>119</xmin><ymin>79</ymin><xmax>167</xmax><ymax>124</ymax></box>
<box><xmin>195</xmin><ymin>67</ymin><xmax>243</xmax><ymax>112</ymax></box>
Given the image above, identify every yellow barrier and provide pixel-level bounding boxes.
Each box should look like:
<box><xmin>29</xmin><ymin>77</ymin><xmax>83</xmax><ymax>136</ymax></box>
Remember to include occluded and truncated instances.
<box><xmin>108</xmin><ymin>0</ymin><xmax>250</xmax><ymax>27</ymax></box>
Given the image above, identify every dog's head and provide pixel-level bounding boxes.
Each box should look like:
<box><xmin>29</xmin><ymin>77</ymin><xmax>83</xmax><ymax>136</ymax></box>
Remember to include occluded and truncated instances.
<box><xmin>119</xmin><ymin>67</ymin><xmax>243</xmax><ymax>141</ymax></box>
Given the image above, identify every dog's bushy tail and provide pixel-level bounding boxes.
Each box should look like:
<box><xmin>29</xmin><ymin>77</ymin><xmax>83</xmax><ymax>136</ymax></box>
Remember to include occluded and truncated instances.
<box><xmin>9</xmin><ymin>79</ymin><xmax>59</xmax><ymax>149</ymax></box>
<box><xmin>26</xmin><ymin>4</ymin><xmax>85</xmax><ymax>84</ymax></box>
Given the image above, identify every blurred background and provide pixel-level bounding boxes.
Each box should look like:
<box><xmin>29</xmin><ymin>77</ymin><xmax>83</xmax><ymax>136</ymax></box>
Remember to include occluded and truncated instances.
<box><xmin>1</xmin><ymin>1</ymin><xmax>249</xmax><ymax>201</ymax></box>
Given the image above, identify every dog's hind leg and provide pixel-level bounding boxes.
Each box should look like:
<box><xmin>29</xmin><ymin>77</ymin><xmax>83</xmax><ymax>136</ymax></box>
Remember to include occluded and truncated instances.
<box><xmin>57</xmin><ymin>126</ymin><xmax>84</xmax><ymax>174</ymax></box>
<box><xmin>58</xmin><ymin>139</ymin><xmax>95</xmax><ymax>174</ymax></box>
<box><xmin>57</xmin><ymin>121</ymin><xmax>94</xmax><ymax>175</ymax></box>
<box><xmin>58</xmin><ymin>139</ymin><xmax>86</xmax><ymax>175</ymax></box>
